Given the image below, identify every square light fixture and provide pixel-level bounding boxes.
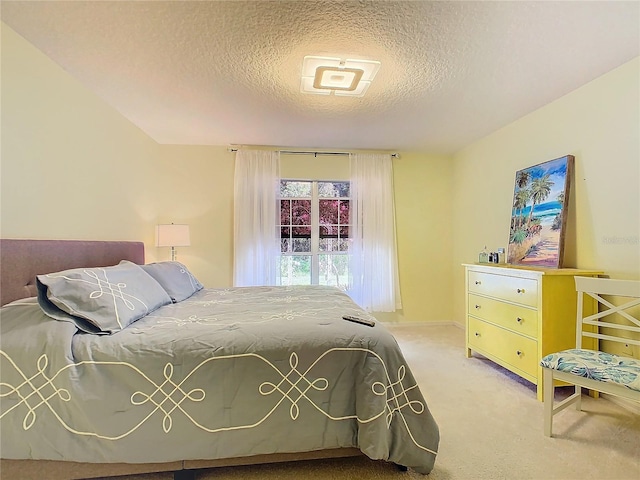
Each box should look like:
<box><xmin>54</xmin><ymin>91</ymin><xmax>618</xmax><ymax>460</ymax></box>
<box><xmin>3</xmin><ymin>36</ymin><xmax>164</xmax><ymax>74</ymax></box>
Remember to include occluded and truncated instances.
<box><xmin>300</xmin><ymin>56</ymin><xmax>381</xmax><ymax>97</ymax></box>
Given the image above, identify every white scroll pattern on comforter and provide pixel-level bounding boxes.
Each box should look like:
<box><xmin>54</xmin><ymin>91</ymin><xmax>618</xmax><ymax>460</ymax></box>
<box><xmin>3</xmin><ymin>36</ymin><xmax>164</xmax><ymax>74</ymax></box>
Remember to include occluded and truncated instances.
<box><xmin>0</xmin><ymin>286</ymin><xmax>439</xmax><ymax>474</ymax></box>
<box><xmin>1</xmin><ymin>349</ymin><xmax>430</xmax><ymax>449</ymax></box>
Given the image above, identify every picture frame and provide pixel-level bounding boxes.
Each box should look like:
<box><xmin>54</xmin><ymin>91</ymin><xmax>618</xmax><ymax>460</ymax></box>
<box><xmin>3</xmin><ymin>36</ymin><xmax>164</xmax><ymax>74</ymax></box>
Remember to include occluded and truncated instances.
<box><xmin>507</xmin><ymin>155</ymin><xmax>574</xmax><ymax>268</ymax></box>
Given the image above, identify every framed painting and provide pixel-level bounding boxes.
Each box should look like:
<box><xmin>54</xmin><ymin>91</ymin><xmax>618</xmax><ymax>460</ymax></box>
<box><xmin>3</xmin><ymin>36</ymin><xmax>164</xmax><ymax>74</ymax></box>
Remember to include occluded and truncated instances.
<box><xmin>507</xmin><ymin>155</ymin><xmax>574</xmax><ymax>268</ymax></box>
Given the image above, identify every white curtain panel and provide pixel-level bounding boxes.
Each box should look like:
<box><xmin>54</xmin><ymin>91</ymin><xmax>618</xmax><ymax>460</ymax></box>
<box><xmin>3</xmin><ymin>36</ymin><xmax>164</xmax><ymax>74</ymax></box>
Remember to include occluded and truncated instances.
<box><xmin>233</xmin><ymin>149</ymin><xmax>281</xmax><ymax>286</ymax></box>
<box><xmin>348</xmin><ymin>153</ymin><xmax>402</xmax><ymax>312</ymax></box>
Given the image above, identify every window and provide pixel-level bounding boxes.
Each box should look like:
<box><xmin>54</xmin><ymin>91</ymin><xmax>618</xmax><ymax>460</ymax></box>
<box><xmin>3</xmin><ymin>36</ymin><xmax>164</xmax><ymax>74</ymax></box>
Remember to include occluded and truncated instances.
<box><xmin>278</xmin><ymin>180</ymin><xmax>351</xmax><ymax>289</ymax></box>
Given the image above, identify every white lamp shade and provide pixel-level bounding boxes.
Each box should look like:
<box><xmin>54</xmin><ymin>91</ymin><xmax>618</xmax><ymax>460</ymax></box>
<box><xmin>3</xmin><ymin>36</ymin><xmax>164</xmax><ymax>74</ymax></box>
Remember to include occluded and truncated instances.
<box><xmin>156</xmin><ymin>224</ymin><xmax>191</xmax><ymax>247</ymax></box>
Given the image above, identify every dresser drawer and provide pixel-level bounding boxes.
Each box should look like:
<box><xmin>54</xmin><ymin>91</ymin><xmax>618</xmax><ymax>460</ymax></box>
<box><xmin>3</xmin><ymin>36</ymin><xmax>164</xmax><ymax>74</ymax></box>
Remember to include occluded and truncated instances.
<box><xmin>468</xmin><ymin>293</ymin><xmax>538</xmax><ymax>338</ymax></box>
<box><xmin>468</xmin><ymin>271</ymin><xmax>538</xmax><ymax>307</ymax></box>
<box><xmin>468</xmin><ymin>317</ymin><xmax>538</xmax><ymax>378</ymax></box>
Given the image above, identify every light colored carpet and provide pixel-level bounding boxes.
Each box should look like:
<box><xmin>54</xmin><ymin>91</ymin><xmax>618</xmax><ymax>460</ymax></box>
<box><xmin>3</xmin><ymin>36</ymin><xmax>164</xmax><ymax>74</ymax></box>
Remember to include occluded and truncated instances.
<box><xmin>100</xmin><ymin>325</ymin><xmax>640</xmax><ymax>480</ymax></box>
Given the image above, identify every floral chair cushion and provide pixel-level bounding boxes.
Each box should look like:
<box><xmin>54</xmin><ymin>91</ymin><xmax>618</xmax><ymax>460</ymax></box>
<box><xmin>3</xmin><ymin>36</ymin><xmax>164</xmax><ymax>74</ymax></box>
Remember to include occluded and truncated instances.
<box><xmin>541</xmin><ymin>349</ymin><xmax>640</xmax><ymax>392</ymax></box>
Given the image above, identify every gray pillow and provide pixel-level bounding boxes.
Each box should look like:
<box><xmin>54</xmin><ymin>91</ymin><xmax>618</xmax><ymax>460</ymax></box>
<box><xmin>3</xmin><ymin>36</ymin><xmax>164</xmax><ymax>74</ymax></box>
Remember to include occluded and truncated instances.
<box><xmin>139</xmin><ymin>261</ymin><xmax>203</xmax><ymax>303</ymax></box>
<box><xmin>37</xmin><ymin>260</ymin><xmax>171</xmax><ymax>334</ymax></box>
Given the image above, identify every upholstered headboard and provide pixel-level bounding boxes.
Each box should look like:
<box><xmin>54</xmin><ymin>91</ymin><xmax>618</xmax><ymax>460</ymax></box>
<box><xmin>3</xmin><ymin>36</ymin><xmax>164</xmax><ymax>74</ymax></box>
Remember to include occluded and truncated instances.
<box><xmin>0</xmin><ymin>239</ymin><xmax>145</xmax><ymax>306</ymax></box>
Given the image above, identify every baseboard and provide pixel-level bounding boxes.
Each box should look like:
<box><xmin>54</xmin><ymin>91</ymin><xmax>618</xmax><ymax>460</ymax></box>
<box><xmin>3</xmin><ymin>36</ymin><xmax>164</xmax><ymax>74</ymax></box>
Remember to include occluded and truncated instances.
<box><xmin>381</xmin><ymin>320</ymin><xmax>465</xmax><ymax>329</ymax></box>
<box><xmin>602</xmin><ymin>393</ymin><xmax>640</xmax><ymax>414</ymax></box>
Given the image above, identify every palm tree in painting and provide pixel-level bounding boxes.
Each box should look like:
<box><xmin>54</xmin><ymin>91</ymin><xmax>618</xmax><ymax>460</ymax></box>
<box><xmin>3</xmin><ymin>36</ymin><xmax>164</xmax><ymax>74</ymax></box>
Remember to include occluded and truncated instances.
<box><xmin>552</xmin><ymin>192</ymin><xmax>565</xmax><ymax>231</ymax></box>
<box><xmin>513</xmin><ymin>188</ymin><xmax>530</xmax><ymax>229</ymax></box>
<box><xmin>516</xmin><ymin>170</ymin><xmax>531</xmax><ymax>189</ymax></box>
<box><xmin>511</xmin><ymin>170</ymin><xmax>532</xmax><ymax>231</ymax></box>
<box><xmin>527</xmin><ymin>174</ymin><xmax>553</xmax><ymax>225</ymax></box>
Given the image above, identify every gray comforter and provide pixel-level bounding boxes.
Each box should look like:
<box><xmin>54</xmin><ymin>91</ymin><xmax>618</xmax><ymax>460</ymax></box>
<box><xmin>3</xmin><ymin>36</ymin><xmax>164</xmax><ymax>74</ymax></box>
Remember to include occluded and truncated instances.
<box><xmin>0</xmin><ymin>285</ymin><xmax>439</xmax><ymax>473</ymax></box>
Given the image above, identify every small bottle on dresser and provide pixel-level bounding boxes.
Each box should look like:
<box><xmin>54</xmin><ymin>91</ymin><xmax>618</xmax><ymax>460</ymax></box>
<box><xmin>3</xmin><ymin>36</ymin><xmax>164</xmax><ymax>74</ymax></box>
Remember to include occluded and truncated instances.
<box><xmin>478</xmin><ymin>246</ymin><xmax>489</xmax><ymax>263</ymax></box>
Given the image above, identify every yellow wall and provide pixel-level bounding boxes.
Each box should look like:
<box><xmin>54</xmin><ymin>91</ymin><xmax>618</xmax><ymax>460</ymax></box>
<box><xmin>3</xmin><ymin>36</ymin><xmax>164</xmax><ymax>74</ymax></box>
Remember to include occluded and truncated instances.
<box><xmin>393</xmin><ymin>152</ymin><xmax>453</xmax><ymax>323</ymax></box>
<box><xmin>281</xmin><ymin>151</ymin><xmax>455</xmax><ymax>323</ymax></box>
<box><xmin>281</xmin><ymin>152</ymin><xmax>349</xmax><ymax>180</ymax></box>
<box><xmin>1</xmin><ymin>24</ymin><xmax>454</xmax><ymax>322</ymax></box>
<box><xmin>5</xmin><ymin>21</ymin><xmax>637</xmax><ymax>329</ymax></box>
<box><xmin>1</xmin><ymin>24</ymin><xmax>234</xmax><ymax>287</ymax></box>
<box><xmin>153</xmin><ymin>145</ymin><xmax>235</xmax><ymax>287</ymax></box>
<box><xmin>1</xmin><ymin>23</ymin><xmax>159</xmax><ymax>244</ymax></box>
<box><xmin>451</xmin><ymin>57</ymin><xmax>640</xmax><ymax>325</ymax></box>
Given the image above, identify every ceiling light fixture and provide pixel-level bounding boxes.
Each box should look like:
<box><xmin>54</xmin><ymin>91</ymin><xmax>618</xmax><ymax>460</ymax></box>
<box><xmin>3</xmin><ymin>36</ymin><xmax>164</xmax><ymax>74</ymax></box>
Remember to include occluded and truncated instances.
<box><xmin>300</xmin><ymin>56</ymin><xmax>381</xmax><ymax>97</ymax></box>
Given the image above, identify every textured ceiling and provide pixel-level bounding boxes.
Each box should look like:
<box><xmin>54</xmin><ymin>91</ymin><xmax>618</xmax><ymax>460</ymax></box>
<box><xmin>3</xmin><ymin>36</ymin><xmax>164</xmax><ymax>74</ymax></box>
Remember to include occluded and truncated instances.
<box><xmin>2</xmin><ymin>1</ymin><xmax>639</xmax><ymax>154</ymax></box>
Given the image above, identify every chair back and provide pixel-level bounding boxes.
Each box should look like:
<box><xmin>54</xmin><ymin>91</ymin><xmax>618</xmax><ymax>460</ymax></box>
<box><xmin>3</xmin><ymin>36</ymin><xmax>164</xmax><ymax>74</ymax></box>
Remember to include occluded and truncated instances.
<box><xmin>574</xmin><ymin>276</ymin><xmax>640</xmax><ymax>350</ymax></box>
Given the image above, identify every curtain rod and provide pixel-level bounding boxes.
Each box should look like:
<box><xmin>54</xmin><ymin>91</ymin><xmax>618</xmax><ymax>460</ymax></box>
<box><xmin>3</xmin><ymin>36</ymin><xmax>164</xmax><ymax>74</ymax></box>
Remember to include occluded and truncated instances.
<box><xmin>228</xmin><ymin>147</ymin><xmax>399</xmax><ymax>158</ymax></box>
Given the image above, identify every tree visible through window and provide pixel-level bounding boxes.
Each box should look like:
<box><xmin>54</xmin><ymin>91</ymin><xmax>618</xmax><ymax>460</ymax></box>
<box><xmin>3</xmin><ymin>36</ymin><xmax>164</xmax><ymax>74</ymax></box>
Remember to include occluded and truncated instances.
<box><xmin>278</xmin><ymin>180</ymin><xmax>350</xmax><ymax>289</ymax></box>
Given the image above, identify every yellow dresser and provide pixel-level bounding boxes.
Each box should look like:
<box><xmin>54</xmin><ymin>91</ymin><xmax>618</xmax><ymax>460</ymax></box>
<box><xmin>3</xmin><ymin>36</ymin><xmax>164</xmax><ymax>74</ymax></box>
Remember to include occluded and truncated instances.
<box><xmin>463</xmin><ymin>264</ymin><xmax>602</xmax><ymax>400</ymax></box>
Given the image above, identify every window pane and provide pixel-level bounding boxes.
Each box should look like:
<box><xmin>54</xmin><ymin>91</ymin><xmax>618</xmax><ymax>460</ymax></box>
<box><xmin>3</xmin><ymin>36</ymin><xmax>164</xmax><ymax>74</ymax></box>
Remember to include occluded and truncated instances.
<box><xmin>318</xmin><ymin>181</ymin><xmax>350</xmax><ymax>198</ymax></box>
<box><xmin>291</xmin><ymin>199</ymin><xmax>311</xmax><ymax>225</ymax></box>
<box><xmin>280</xmin><ymin>200</ymin><xmax>291</xmax><ymax>224</ymax></box>
<box><xmin>292</xmin><ymin>226</ymin><xmax>311</xmax><ymax>237</ymax></box>
<box><xmin>336</xmin><ymin>182</ymin><xmax>350</xmax><ymax>197</ymax></box>
<box><xmin>280</xmin><ymin>238</ymin><xmax>290</xmax><ymax>253</ymax></box>
<box><xmin>278</xmin><ymin>255</ymin><xmax>311</xmax><ymax>286</ymax></box>
<box><xmin>319</xmin><ymin>225</ymin><xmax>338</xmax><ymax>238</ymax></box>
<box><xmin>319</xmin><ymin>199</ymin><xmax>338</xmax><ymax>225</ymax></box>
<box><xmin>292</xmin><ymin>238</ymin><xmax>311</xmax><ymax>252</ymax></box>
<box><xmin>319</xmin><ymin>238</ymin><xmax>331</xmax><ymax>252</ymax></box>
<box><xmin>319</xmin><ymin>238</ymin><xmax>344</xmax><ymax>252</ymax></box>
<box><xmin>339</xmin><ymin>200</ymin><xmax>350</xmax><ymax>224</ymax></box>
<box><xmin>280</xmin><ymin>181</ymin><xmax>312</xmax><ymax>198</ymax></box>
<box><xmin>319</xmin><ymin>254</ymin><xmax>349</xmax><ymax>290</ymax></box>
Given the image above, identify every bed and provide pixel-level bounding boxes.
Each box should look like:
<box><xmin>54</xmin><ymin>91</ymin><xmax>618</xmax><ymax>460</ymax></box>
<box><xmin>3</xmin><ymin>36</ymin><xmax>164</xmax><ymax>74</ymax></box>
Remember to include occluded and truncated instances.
<box><xmin>0</xmin><ymin>239</ymin><xmax>439</xmax><ymax>479</ymax></box>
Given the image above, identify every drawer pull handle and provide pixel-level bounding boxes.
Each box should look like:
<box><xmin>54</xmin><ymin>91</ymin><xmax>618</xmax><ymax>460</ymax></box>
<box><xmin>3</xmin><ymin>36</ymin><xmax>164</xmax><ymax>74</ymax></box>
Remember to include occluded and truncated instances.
<box><xmin>517</xmin><ymin>288</ymin><xmax>526</xmax><ymax>294</ymax></box>
<box><xmin>516</xmin><ymin>317</ymin><xmax>523</xmax><ymax>323</ymax></box>
<box><xmin>516</xmin><ymin>350</ymin><xmax>523</xmax><ymax>356</ymax></box>
<box><xmin>474</xmin><ymin>332</ymin><xmax>480</xmax><ymax>337</ymax></box>
<box><xmin>475</xmin><ymin>304</ymin><xmax>481</xmax><ymax>309</ymax></box>
<box><xmin>475</xmin><ymin>281</ymin><xmax>481</xmax><ymax>285</ymax></box>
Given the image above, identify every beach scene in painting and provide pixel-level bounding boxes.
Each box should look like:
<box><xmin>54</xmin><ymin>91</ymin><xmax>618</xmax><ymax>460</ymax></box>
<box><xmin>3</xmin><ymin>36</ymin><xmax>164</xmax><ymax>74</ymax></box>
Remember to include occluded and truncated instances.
<box><xmin>507</xmin><ymin>156</ymin><xmax>573</xmax><ymax>267</ymax></box>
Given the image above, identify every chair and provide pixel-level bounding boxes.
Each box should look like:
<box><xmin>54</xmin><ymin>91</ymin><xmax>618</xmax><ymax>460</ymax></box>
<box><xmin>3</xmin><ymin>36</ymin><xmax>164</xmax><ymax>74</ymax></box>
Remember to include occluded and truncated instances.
<box><xmin>540</xmin><ymin>276</ymin><xmax>640</xmax><ymax>437</ymax></box>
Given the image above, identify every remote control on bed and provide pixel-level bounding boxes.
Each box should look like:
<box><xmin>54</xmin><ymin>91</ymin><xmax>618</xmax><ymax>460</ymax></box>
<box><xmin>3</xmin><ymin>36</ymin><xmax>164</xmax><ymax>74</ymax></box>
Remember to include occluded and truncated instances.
<box><xmin>342</xmin><ymin>315</ymin><xmax>376</xmax><ymax>327</ymax></box>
